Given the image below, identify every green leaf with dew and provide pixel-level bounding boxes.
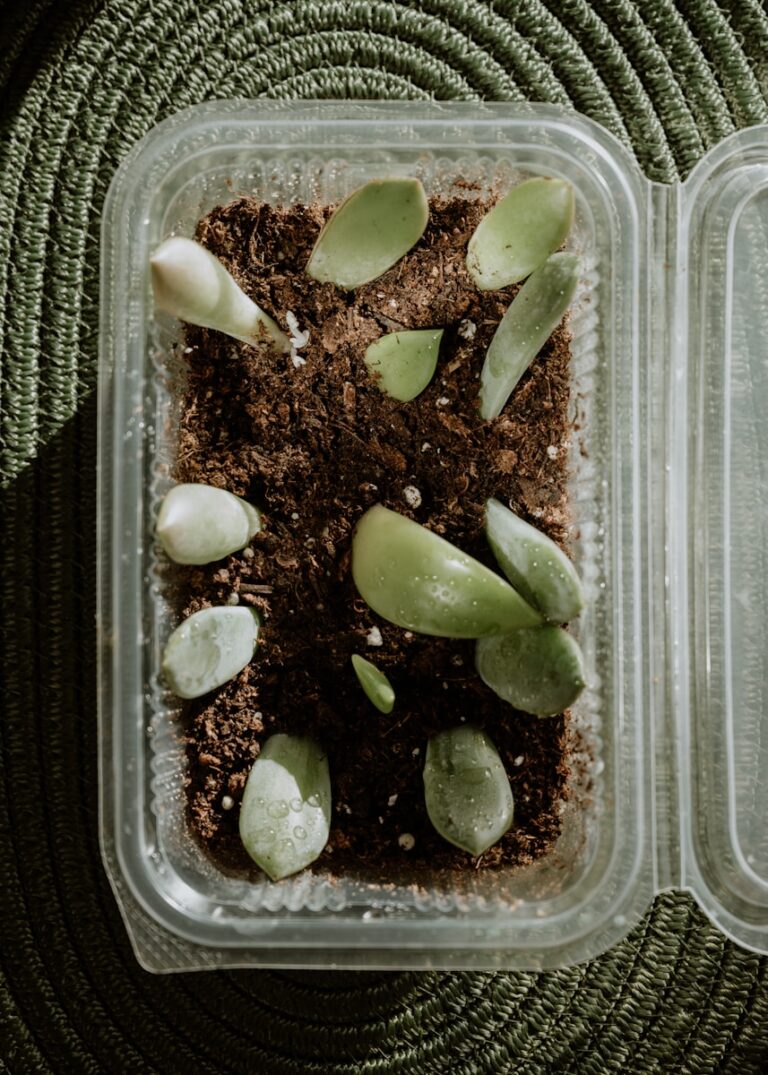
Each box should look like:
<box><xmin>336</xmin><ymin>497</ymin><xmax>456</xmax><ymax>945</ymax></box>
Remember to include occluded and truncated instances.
<box><xmin>162</xmin><ymin>606</ymin><xmax>259</xmax><ymax>699</ymax></box>
<box><xmin>475</xmin><ymin>627</ymin><xmax>586</xmax><ymax>717</ymax></box>
<box><xmin>352</xmin><ymin>504</ymin><xmax>541</xmax><ymax>638</ymax></box>
<box><xmin>239</xmin><ymin>734</ymin><xmax>331</xmax><ymax>881</ymax></box>
<box><xmin>485</xmin><ymin>498</ymin><xmax>583</xmax><ymax>623</ymax></box>
<box><xmin>423</xmin><ymin>725</ymin><xmax>514</xmax><ymax>855</ymax></box>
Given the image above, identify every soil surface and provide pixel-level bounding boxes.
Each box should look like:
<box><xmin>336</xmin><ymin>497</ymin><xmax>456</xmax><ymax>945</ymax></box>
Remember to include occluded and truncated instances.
<box><xmin>171</xmin><ymin>192</ymin><xmax>574</xmax><ymax>877</ymax></box>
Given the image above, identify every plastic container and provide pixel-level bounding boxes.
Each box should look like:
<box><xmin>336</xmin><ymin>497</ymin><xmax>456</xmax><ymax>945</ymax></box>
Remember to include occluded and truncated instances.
<box><xmin>98</xmin><ymin>100</ymin><xmax>768</xmax><ymax>972</ymax></box>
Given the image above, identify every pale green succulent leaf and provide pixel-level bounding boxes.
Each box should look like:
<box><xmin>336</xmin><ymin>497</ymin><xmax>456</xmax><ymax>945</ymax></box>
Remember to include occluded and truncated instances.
<box><xmin>475</xmin><ymin>627</ymin><xmax>586</xmax><ymax>717</ymax></box>
<box><xmin>467</xmin><ymin>177</ymin><xmax>575</xmax><ymax>290</ymax></box>
<box><xmin>239</xmin><ymin>734</ymin><xmax>331</xmax><ymax>881</ymax></box>
<box><xmin>306</xmin><ymin>179</ymin><xmax>429</xmax><ymax>289</ymax></box>
<box><xmin>479</xmin><ymin>252</ymin><xmax>579</xmax><ymax>421</ymax></box>
<box><xmin>364</xmin><ymin>329</ymin><xmax>442</xmax><ymax>402</ymax></box>
<box><xmin>162</xmin><ymin>606</ymin><xmax>259</xmax><ymax>699</ymax></box>
<box><xmin>151</xmin><ymin>237</ymin><xmax>289</xmax><ymax>351</ymax></box>
<box><xmin>423</xmin><ymin>725</ymin><xmax>514</xmax><ymax>855</ymax></box>
<box><xmin>156</xmin><ymin>483</ymin><xmax>262</xmax><ymax>565</ymax></box>
<box><xmin>351</xmin><ymin>654</ymin><xmax>395</xmax><ymax>714</ymax></box>
<box><xmin>485</xmin><ymin>498</ymin><xmax>584</xmax><ymax>623</ymax></box>
<box><xmin>352</xmin><ymin>504</ymin><xmax>541</xmax><ymax>638</ymax></box>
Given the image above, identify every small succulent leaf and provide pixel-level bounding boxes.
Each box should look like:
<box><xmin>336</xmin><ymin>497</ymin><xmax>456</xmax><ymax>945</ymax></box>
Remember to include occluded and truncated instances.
<box><xmin>475</xmin><ymin>627</ymin><xmax>586</xmax><ymax>717</ymax></box>
<box><xmin>306</xmin><ymin>179</ymin><xmax>429</xmax><ymax>289</ymax></box>
<box><xmin>352</xmin><ymin>504</ymin><xmax>541</xmax><ymax>638</ymax></box>
<box><xmin>150</xmin><ymin>237</ymin><xmax>289</xmax><ymax>351</ymax></box>
<box><xmin>351</xmin><ymin>654</ymin><xmax>395</xmax><ymax>714</ymax></box>
<box><xmin>239</xmin><ymin>734</ymin><xmax>331</xmax><ymax>881</ymax></box>
<box><xmin>423</xmin><ymin>725</ymin><xmax>514</xmax><ymax>855</ymax></box>
<box><xmin>479</xmin><ymin>252</ymin><xmax>579</xmax><ymax>420</ymax></box>
<box><xmin>467</xmin><ymin>177</ymin><xmax>575</xmax><ymax>290</ymax></box>
<box><xmin>162</xmin><ymin>606</ymin><xmax>259</xmax><ymax>699</ymax></box>
<box><xmin>364</xmin><ymin>329</ymin><xmax>442</xmax><ymax>402</ymax></box>
<box><xmin>485</xmin><ymin>498</ymin><xmax>584</xmax><ymax>623</ymax></box>
<box><xmin>156</xmin><ymin>483</ymin><xmax>262</xmax><ymax>565</ymax></box>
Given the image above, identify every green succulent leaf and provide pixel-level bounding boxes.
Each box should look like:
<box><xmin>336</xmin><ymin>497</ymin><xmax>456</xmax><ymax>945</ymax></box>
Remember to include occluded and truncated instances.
<box><xmin>162</xmin><ymin>606</ymin><xmax>259</xmax><ymax>699</ymax></box>
<box><xmin>239</xmin><ymin>734</ymin><xmax>331</xmax><ymax>881</ymax></box>
<box><xmin>479</xmin><ymin>252</ymin><xmax>580</xmax><ymax>421</ymax></box>
<box><xmin>423</xmin><ymin>725</ymin><xmax>514</xmax><ymax>855</ymax></box>
<box><xmin>351</xmin><ymin>653</ymin><xmax>395</xmax><ymax>714</ymax></box>
<box><xmin>467</xmin><ymin>177</ymin><xmax>575</xmax><ymax>290</ymax></box>
<box><xmin>364</xmin><ymin>329</ymin><xmax>442</xmax><ymax>402</ymax></box>
<box><xmin>156</xmin><ymin>483</ymin><xmax>262</xmax><ymax>565</ymax></box>
<box><xmin>485</xmin><ymin>498</ymin><xmax>584</xmax><ymax>623</ymax></box>
<box><xmin>306</xmin><ymin>178</ymin><xmax>429</xmax><ymax>289</ymax></box>
<box><xmin>151</xmin><ymin>237</ymin><xmax>289</xmax><ymax>351</ymax></box>
<box><xmin>475</xmin><ymin>627</ymin><xmax>586</xmax><ymax>717</ymax></box>
<box><xmin>352</xmin><ymin>504</ymin><xmax>541</xmax><ymax>638</ymax></box>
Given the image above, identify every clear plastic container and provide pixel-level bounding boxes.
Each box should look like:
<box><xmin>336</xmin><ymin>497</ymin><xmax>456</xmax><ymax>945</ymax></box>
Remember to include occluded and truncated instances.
<box><xmin>97</xmin><ymin>100</ymin><xmax>768</xmax><ymax>972</ymax></box>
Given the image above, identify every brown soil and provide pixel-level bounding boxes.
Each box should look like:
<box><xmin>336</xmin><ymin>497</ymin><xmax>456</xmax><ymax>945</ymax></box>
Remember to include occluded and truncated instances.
<box><xmin>171</xmin><ymin>193</ymin><xmax>573</xmax><ymax>877</ymax></box>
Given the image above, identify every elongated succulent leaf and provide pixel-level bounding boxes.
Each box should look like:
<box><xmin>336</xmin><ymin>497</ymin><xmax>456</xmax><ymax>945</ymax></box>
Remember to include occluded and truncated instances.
<box><xmin>467</xmin><ymin>177</ymin><xmax>574</xmax><ymax>290</ymax></box>
<box><xmin>423</xmin><ymin>725</ymin><xmax>514</xmax><ymax>855</ymax></box>
<box><xmin>306</xmin><ymin>179</ymin><xmax>429</xmax><ymax>289</ymax></box>
<box><xmin>162</xmin><ymin>606</ymin><xmax>259</xmax><ymax>699</ymax></box>
<box><xmin>351</xmin><ymin>654</ymin><xmax>395</xmax><ymax>714</ymax></box>
<box><xmin>475</xmin><ymin>627</ymin><xmax>586</xmax><ymax>717</ymax></box>
<box><xmin>479</xmin><ymin>252</ymin><xmax>579</xmax><ymax>420</ymax></box>
<box><xmin>239</xmin><ymin>734</ymin><xmax>331</xmax><ymax>881</ymax></box>
<box><xmin>151</xmin><ymin>237</ymin><xmax>289</xmax><ymax>351</ymax></box>
<box><xmin>352</xmin><ymin>504</ymin><xmax>541</xmax><ymax>638</ymax></box>
<box><xmin>156</xmin><ymin>483</ymin><xmax>261</xmax><ymax>565</ymax></box>
<box><xmin>364</xmin><ymin>329</ymin><xmax>442</xmax><ymax>402</ymax></box>
<box><xmin>485</xmin><ymin>498</ymin><xmax>583</xmax><ymax>623</ymax></box>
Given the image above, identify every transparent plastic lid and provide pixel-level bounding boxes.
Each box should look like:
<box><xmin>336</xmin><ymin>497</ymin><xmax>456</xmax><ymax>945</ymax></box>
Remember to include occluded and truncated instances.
<box><xmin>677</xmin><ymin>126</ymin><xmax>768</xmax><ymax>952</ymax></box>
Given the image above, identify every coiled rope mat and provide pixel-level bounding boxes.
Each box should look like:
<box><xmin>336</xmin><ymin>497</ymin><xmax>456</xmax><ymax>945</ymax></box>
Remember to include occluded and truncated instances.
<box><xmin>2</xmin><ymin>1</ymin><xmax>768</xmax><ymax>1071</ymax></box>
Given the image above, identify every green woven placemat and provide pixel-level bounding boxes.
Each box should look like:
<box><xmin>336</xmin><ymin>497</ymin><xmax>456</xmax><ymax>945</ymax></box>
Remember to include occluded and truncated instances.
<box><xmin>2</xmin><ymin>1</ymin><xmax>768</xmax><ymax>1071</ymax></box>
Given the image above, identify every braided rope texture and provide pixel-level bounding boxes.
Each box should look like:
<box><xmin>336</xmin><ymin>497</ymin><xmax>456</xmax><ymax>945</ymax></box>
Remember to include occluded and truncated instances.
<box><xmin>2</xmin><ymin>1</ymin><xmax>768</xmax><ymax>1071</ymax></box>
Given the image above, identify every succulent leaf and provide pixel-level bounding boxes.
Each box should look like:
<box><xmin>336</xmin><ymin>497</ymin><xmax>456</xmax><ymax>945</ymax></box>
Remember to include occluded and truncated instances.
<box><xmin>352</xmin><ymin>504</ymin><xmax>541</xmax><ymax>638</ymax></box>
<box><xmin>423</xmin><ymin>725</ymin><xmax>514</xmax><ymax>855</ymax></box>
<box><xmin>156</xmin><ymin>483</ymin><xmax>261</xmax><ymax>565</ymax></box>
<box><xmin>151</xmin><ymin>237</ymin><xmax>289</xmax><ymax>351</ymax></box>
<box><xmin>479</xmin><ymin>252</ymin><xmax>579</xmax><ymax>420</ymax></box>
<box><xmin>364</xmin><ymin>329</ymin><xmax>442</xmax><ymax>402</ymax></box>
<box><xmin>306</xmin><ymin>179</ymin><xmax>429</xmax><ymax>289</ymax></box>
<box><xmin>485</xmin><ymin>498</ymin><xmax>583</xmax><ymax>623</ymax></box>
<box><xmin>162</xmin><ymin>606</ymin><xmax>259</xmax><ymax>699</ymax></box>
<box><xmin>475</xmin><ymin>627</ymin><xmax>586</xmax><ymax>717</ymax></box>
<box><xmin>467</xmin><ymin>177</ymin><xmax>575</xmax><ymax>290</ymax></box>
<box><xmin>351</xmin><ymin>654</ymin><xmax>395</xmax><ymax>713</ymax></box>
<box><xmin>239</xmin><ymin>734</ymin><xmax>331</xmax><ymax>881</ymax></box>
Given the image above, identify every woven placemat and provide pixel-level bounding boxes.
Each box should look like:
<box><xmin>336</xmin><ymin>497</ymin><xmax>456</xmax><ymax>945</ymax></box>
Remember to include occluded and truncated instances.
<box><xmin>2</xmin><ymin>1</ymin><xmax>768</xmax><ymax>1071</ymax></box>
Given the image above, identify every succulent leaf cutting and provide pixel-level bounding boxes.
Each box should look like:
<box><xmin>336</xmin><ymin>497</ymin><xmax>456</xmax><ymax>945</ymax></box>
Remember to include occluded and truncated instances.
<box><xmin>306</xmin><ymin>178</ymin><xmax>429</xmax><ymax>288</ymax></box>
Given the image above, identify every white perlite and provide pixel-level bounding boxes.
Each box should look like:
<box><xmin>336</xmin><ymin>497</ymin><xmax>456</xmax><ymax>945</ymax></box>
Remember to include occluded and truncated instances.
<box><xmin>403</xmin><ymin>485</ymin><xmax>422</xmax><ymax>509</ymax></box>
<box><xmin>286</xmin><ymin>310</ymin><xmax>310</xmax><ymax>367</ymax></box>
<box><xmin>546</xmin><ymin>444</ymin><xmax>559</xmax><ymax>459</ymax></box>
<box><xmin>221</xmin><ymin>795</ymin><xmax>235</xmax><ymax>811</ymax></box>
<box><xmin>366</xmin><ymin>626</ymin><xmax>384</xmax><ymax>647</ymax></box>
<box><xmin>398</xmin><ymin>832</ymin><xmax>416</xmax><ymax>850</ymax></box>
<box><xmin>458</xmin><ymin>318</ymin><xmax>477</xmax><ymax>340</ymax></box>
<box><xmin>387</xmin><ymin>793</ymin><xmax>399</xmax><ymax>807</ymax></box>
